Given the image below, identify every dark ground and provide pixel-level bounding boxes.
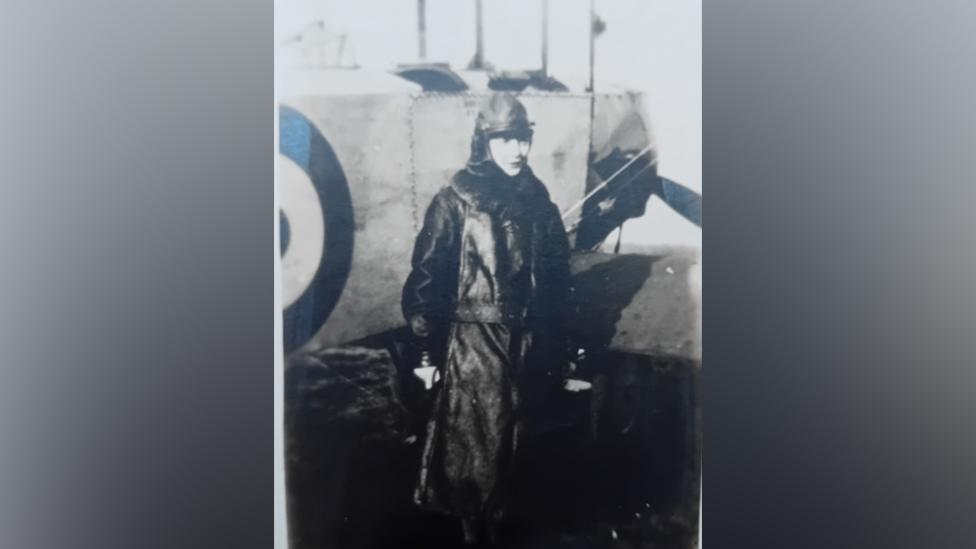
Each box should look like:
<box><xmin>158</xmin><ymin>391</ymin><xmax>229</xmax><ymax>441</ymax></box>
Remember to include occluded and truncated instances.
<box><xmin>285</xmin><ymin>338</ymin><xmax>700</xmax><ymax>549</ymax></box>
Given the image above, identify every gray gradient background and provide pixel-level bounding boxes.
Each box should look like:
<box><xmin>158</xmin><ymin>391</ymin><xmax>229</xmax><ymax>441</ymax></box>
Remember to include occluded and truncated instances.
<box><xmin>1</xmin><ymin>1</ymin><xmax>975</xmax><ymax>548</ymax></box>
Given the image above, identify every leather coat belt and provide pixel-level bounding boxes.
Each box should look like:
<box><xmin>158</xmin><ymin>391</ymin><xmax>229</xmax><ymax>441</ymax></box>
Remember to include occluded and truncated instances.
<box><xmin>451</xmin><ymin>303</ymin><xmax>528</xmax><ymax>326</ymax></box>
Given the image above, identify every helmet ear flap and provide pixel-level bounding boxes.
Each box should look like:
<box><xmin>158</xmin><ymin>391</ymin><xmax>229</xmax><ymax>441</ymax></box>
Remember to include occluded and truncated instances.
<box><xmin>469</xmin><ymin>129</ymin><xmax>492</xmax><ymax>166</ymax></box>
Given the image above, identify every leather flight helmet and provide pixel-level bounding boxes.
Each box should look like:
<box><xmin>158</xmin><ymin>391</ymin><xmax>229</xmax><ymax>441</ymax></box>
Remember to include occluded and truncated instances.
<box><xmin>475</xmin><ymin>93</ymin><xmax>534</xmax><ymax>138</ymax></box>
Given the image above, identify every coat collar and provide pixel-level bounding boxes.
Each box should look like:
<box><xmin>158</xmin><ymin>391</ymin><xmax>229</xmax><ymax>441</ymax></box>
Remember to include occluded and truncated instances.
<box><xmin>450</xmin><ymin>165</ymin><xmax>550</xmax><ymax>215</ymax></box>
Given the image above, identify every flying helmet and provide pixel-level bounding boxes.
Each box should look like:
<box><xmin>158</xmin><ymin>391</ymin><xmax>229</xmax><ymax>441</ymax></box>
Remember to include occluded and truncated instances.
<box><xmin>475</xmin><ymin>93</ymin><xmax>534</xmax><ymax>138</ymax></box>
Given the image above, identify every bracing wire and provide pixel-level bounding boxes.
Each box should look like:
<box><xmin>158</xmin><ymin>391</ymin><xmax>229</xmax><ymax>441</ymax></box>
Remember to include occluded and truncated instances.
<box><xmin>561</xmin><ymin>143</ymin><xmax>655</xmax><ymax>221</ymax></box>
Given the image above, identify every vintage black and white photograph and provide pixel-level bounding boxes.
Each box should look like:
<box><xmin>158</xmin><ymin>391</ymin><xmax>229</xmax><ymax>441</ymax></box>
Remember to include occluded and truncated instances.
<box><xmin>276</xmin><ymin>1</ymin><xmax>701</xmax><ymax>547</ymax></box>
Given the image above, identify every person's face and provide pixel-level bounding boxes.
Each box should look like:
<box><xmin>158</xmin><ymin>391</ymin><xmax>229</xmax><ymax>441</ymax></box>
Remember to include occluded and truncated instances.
<box><xmin>488</xmin><ymin>132</ymin><xmax>532</xmax><ymax>176</ymax></box>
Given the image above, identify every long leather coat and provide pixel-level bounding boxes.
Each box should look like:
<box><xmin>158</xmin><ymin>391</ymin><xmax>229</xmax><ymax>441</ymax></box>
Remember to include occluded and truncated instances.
<box><xmin>402</xmin><ymin>160</ymin><xmax>572</xmax><ymax>523</ymax></box>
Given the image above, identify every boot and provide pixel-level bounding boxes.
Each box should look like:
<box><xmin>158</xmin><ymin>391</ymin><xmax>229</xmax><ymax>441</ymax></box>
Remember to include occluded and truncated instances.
<box><xmin>485</xmin><ymin>519</ymin><xmax>500</xmax><ymax>546</ymax></box>
<box><xmin>485</xmin><ymin>506</ymin><xmax>505</xmax><ymax>546</ymax></box>
<box><xmin>461</xmin><ymin>517</ymin><xmax>480</xmax><ymax>546</ymax></box>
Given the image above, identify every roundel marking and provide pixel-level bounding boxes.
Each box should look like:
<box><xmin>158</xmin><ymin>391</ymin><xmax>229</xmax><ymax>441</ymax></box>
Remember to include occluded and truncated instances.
<box><xmin>279</xmin><ymin>155</ymin><xmax>325</xmax><ymax>308</ymax></box>
<box><xmin>279</xmin><ymin>105</ymin><xmax>355</xmax><ymax>353</ymax></box>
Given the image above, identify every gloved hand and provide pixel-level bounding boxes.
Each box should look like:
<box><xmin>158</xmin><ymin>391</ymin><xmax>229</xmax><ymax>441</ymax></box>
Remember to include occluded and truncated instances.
<box><xmin>408</xmin><ymin>314</ymin><xmax>432</xmax><ymax>338</ymax></box>
<box><xmin>563</xmin><ymin>378</ymin><xmax>592</xmax><ymax>392</ymax></box>
<box><xmin>563</xmin><ymin>347</ymin><xmax>591</xmax><ymax>392</ymax></box>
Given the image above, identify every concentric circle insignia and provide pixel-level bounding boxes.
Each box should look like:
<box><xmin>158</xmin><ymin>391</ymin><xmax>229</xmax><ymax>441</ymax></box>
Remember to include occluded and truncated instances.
<box><xmin>279</xmin><ymin>105</ymin><xmax>354</xmax><ymax>353</ymax></box>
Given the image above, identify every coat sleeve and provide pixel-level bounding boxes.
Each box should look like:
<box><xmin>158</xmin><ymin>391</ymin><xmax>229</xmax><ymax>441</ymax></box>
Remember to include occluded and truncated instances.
<box><xmin>539</xmin><ymin>202</ymin><xmax>572</xmax><ymax>317</ymax></box>
<box><xmin>538</xmin><ymin>202</ymin><xmax>579</xmax><ymax>371</ymax></box>
<box><xmin>401</xmin><ymin>191</ymin><xmax>460</xmax><ymax>338</ymax></box>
